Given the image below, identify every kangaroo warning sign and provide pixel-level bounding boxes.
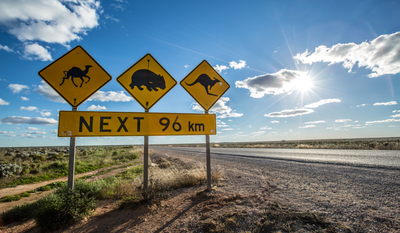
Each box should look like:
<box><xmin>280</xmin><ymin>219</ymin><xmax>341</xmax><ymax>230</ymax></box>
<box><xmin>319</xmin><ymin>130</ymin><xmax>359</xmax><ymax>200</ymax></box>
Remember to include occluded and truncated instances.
<box><xmin>58</xmin><ymin>111</ymin><xmax>216</xmax><ymax>137</ymax></box>
<box><xmin>117</xmin><ymin>54</ymin><xmax>177</xmax><ymax>111</ymax></box>
<box><xmin>38</xmin><ymin>46</ymin><xmax>112</xmax><ymax>108</ymax></box>
<box><xmin>180</xmin><ymin>60</ymin><xmax>230</xmax><ymax>111</ymax></box>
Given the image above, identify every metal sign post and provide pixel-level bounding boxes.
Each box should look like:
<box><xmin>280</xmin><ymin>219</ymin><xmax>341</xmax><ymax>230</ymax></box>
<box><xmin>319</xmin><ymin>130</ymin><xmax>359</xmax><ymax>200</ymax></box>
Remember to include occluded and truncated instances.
<box><xmin>180</xmin><ymin>60</ymin><xmax>230</xmax><ymax>192</ymax></box>
<box><xmin>68</xmin><ymin>107</ymin><xmax>77</xmax><ymax>189</ymax></box>
<box><xmin>205</xmin><ymin>110</ymin><xmax>211</xmax><ymax>191</ymax></box>
<box><xmin>116</xmin><ymin>53</ymin><xmax>177</xmax><ymax>199</ymax></box>
<box><xmin>38</xmin><ymin>45</ymin><xmax>112</xmax><ymax>190</ymax></box>
<box><xmin>144</xmin><ymin>109</ymin><xmax>149</xmax><ymax>199</ymax></box>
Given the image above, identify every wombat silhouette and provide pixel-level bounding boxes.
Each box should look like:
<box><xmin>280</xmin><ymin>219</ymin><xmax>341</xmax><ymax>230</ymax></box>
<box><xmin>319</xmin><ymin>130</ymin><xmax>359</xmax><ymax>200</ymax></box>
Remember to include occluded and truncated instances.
<box><xmin>185</xmin><ymin>74</ymin><xmax>221</xmax><ymax>96</ymax></box>
<box><xmin>129</xmin><ymin>69</ymin><xmax>166</xmax><ymax>91</ymax></box>
<box><xmin>60</xmin><ymin>65</ymin><xmax>92</xmax><ymax>88</ymax></box>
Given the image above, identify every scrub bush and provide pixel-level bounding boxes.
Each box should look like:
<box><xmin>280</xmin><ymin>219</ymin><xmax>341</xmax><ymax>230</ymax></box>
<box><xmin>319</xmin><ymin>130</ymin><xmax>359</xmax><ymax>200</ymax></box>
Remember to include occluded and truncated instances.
<box><xmin>0</xmin><ymin>163</ymin><xmax>23</xmax><ymax>178</ymax></box>
<box><xmin>34</xmin><ymin>181</ymin><xmax>98</xmax><ymax>230</ymax></box>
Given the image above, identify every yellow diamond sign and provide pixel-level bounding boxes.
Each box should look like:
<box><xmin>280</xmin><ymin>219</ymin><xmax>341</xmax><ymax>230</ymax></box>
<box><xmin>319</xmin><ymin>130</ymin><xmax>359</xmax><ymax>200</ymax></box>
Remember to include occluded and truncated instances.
<box><xmin>180</xmin><ymin>60</ymin><xmax>230</xmax><ymax>111</ymax></box>
<box><xmin>117</xmin><ymin>54</ymin><xmax>177</xmax><ymax>111</ymax></box>
<box><xmin>38</xmin><ymin>46</ymin><xmax>112</xmax><ymax>108</ymax></box>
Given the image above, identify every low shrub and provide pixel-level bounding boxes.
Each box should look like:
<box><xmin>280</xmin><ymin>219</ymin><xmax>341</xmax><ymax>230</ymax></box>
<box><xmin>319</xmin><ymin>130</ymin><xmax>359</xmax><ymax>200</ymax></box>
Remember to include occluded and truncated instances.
<box><xmin>0</xmin><ymin>163</ymin><xmax>23</xmax><ymax>178</ymax></box>
<box><xmin>34</xmin><ymin>181</ymin><xmax>99</xmax><ymax>230</ymax></box>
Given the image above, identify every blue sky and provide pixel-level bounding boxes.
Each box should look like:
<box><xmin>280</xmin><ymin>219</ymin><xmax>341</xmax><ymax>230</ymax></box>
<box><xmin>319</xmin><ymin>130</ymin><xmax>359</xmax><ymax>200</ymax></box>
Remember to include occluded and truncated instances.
<box><xmin>0</xmin><ymin>0</ymin><xmax>400</xmax><ymax>147</ymax></box>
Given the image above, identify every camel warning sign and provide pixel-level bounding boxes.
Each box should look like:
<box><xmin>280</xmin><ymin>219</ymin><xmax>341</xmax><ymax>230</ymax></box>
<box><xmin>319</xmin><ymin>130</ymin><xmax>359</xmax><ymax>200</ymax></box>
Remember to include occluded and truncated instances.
<box><xmin>117</xmin><ymin>54</ymin><xmax>177</xmax><ymax>111</ymax></box>
<box><xmin>38</xmin><ymin>46</ymin><xmax>112</xmax><ymax>107</ymax></box>
<box><xmin>180</xmin><ymin>60</ymin><xmax>230</xmax><ymax>111</ymax></box>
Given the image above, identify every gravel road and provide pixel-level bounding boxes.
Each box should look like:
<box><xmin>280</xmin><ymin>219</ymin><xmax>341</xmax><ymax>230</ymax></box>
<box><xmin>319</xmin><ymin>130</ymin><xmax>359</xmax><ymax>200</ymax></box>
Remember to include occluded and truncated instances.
<box><xmin>152</xmin><ymin>146</ymin><xmax>400</xmax><ymax>232</ymax></box>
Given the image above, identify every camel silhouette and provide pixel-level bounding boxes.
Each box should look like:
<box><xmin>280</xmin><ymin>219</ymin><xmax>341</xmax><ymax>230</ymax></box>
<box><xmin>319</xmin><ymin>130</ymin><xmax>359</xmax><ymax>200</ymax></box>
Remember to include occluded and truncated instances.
<box><xmin>60</xmin><ymin>65</ymin><xmax>92</xmax><ymax>87</ymax></box>
<box><xmin>185</xmin><ymin>74</ymin><xmax>221</xmax><ymax>96</ymax></box>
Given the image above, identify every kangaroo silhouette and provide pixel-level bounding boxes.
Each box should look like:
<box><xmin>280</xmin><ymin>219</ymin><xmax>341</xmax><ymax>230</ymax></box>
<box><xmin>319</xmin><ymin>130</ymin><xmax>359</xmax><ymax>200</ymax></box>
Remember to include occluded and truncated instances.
<box><xmin>129</xmin><ymin>69</ymin><xmax>166</xmax><ymax>91</ymax></box>
<box><xmin>60</xmin><ymin>65</ymin><xmax>92</xmax><ymax>87</ymax></box>
<box><xmin>185</xmin><ymin>74</ymin><xmax>221</xmax><ymax>96</ymax></box>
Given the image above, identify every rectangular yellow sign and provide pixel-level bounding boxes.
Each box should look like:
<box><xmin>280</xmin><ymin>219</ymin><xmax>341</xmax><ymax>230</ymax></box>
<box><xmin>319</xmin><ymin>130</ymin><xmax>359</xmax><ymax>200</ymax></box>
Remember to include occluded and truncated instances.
<box><xmin>58</xmin><ymin>111</ymin><xmax>216</xmax><ymax>137</ymax></box>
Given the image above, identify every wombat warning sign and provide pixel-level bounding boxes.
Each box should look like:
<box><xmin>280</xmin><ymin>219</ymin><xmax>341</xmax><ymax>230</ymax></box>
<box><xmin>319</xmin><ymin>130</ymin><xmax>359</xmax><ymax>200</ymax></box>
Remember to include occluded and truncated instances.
<box><xmin>116</xmin><ymin>53</ymin><xmax>177</xmax><ymax>111</ymax></box>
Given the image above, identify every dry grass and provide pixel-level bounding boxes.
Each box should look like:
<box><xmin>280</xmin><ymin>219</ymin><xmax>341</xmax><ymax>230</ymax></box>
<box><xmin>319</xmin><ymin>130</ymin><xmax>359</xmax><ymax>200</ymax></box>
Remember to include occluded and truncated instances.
<box><xmin>114</xmin><ymin>156</ymin><xmax>223</xmax><ymax>203</ymax></box>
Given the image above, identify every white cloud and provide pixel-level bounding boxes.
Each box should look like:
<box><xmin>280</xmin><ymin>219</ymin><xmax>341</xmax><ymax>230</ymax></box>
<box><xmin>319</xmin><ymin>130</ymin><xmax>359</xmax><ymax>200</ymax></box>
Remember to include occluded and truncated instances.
<box><xmin>40</xmin><ymin>111</ymin><xmax>52</xmax><ymax>117</ymax></box>
<box><xmin>294</xmin><ymin>31</ymin><xmax>400</xmax><ymax>77</ymax></box>
<box><xmin>21</xmin><ymin>96</ymin><xmax>29</xmax><ymax>101</ymax></box>
<box><xmin>110</xmin><ymin>3</ymin><xmax>125</xmax><ymax>11</ymax></box>
<box><xmin>271</xmin><ymin>121</ymin><xmax>280</xmax><ymax>123</ymax></box>
<box><xmin>21</xmin><ymin>133</ymin><xmax>45</xmax><ymax>138</ymax></box>
<box><xmin>229</xmin><ymin>60</ymin><xmax>246</xmax><ymax>69</ymax></box>
<box><xmin>251</xmin><ymin>130</ymin><xmax>265</xmax><ymax>136</ymax></box>
<box><xmin>304</xmin><ymin>99</ymin><xmax>341</xmax><ymax>108</ymax></box>
<box><xmin>191</xmin><ymin>97</ymin><xmax>243</xmax><ymax>119</ymax></box>
<box><xmin>0</xmin><ymin>44</ymin><xmax>14</xmax><ymax>52</ymax></box>
<box><xmin>8</xmin><ymin>84</ymin><xmax>29</xmax><ymax>93</ymax></box>
<box><xmin>393</xmin><ymin>110</ymin><xmax>399</xmax><ymax>113</ymax></box>
<box><xmin>0</xmin><ymin>131</ymin><xmax>15</xmax><ymax>134</ymax></box>
<box><xmin>184</xmin><ymin>65</ymin><xmax>190</xmax><ymax>68</ymax></box>
<box><xmin>104</xmin><ymin>14</ymin><xmax>120</xmax><ymax>23</ymax></box>
<box><xmin>87</xmin><ymin>105</ymin><xmax>106</xmax><ymax>110</ymax></box>
<box><xmin>36</xmin><ymin>81</ymin><xmax>65</xmax><ymax>103</ymax></box>
<box><xmin>0</xmin><ymin>0</ymin><xmax>101</xmax><ymax>46</ymax></box>
<box><xmin>0</xmin><ymin>116</ymin><xmax>57</xmax><ymax>125</ymax></box>
<box><xmin>20</xmin><ymin>106</ymin><xmax>38</xmax><ymax>111</ymax></box>
<box><xmin>305</xmin><ymin>120</ymin><xmax>325</xmax><ymax>124</ymax></box>
<box><xmin>373</xmin><ymin>101</ymin><xmax>398</xmax><ymax>106</ymax></box>
<box><xmin>366</xmin><ymin>119</ymin><xmax>400</xmax><ymax>124</ymax></box>
<box><xmin>299</xmin><ymin>125</ymin><xmax>316</xmax><ymax>129</ymax></box>
<box><xmin>27</xmin><ymin>127</ymin><xmax>39</xmax><ymax>130</ymax></box>
<box><xmin>217</xmin><ymin>121</ymin><xmax>229</xmax><ymax>127</ymax></box>
<box><xmin>356</xmin><ymin>104</ymin><xmax>366</xmax><ymax>107</ymax></box>
<box><xmin>260</xmin><ymin>126</ymin><xmax>272</xmax><ymax>130</ymax></box>
<box><xmin>0</xmin><ymin>98</ymin><xmax>10</xmax><ymax>105</ymax></box>
<box><xmin>235</xmin><ymin>69</ymin><xmax>308</xmax><ymax>97</ymax></box>
<box><xmin>335</xmin><ymin>119</ymin><xmax>352</xmax><ymax>123</ymax></box>
<box><xmin>26</xmin><ymin>131</ymin><xmax>47</xmax><ymax>135</ymax></box>
<box><xmin>214</xmin><ymin>65</ymin><xmax>229</xmax><ymax>73</ymax></box>
<box><xmin>221</xmin><ymin>128</ymin><xmax>234</xmax><ymax>131</ymax></box>
<box><xmin>265</xmin><ymin>108</ymin><xmax>314</xmax><ymax>118</ymax></box>
<box><xmin>88</xmin><ymin>91</ymin><xmax>133</xmax><ymax>102</ymax></box>
<box><xmin>22</xmin><ymin>43</ymin><xmax>52</xmax><ymax>61</ymax></box>
<box><xmin>391</xmin><ymin>114</ymin><xmax>400</xmax><ymax>118</ymax></box>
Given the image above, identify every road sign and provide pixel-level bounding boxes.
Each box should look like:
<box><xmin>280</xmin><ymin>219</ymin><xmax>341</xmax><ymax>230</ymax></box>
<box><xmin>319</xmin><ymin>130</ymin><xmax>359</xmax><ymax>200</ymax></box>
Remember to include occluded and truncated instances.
<box><xmin>58</xmin><ymin>111</ymin><xmax>216</xmax><ymax>137</ymax></box>
<box><xmin>38</xmin><ymin>46</ymin><xmax>112</xmax><ymax>107</ymax></box>
<box><xmin>180</xmin><ymin>60</ymin><xmax>230</xmax><ymax>111</ymax></box>
<box><xmin>117</xmin><ymin>54</ymin><xmax>177</xmax><ymax>111</ymax></box>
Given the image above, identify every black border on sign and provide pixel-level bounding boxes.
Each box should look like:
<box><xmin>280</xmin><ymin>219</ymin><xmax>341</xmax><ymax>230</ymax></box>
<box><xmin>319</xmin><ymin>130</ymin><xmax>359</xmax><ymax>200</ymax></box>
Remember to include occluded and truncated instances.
<box><xmin>180</xmin><ymin>60</ymin><xmax>230</xmax><ymax>111</ymax></box>
<box><xmin>38</xmin><ymin>45</ymin><xmax>112</xmax><ymax>108</ymax></box>
<box><xmin>58</xmin><ymin>111</ymin><xmax>217</xmax><ymax>137</ymax></box>
<box><xmin>116</xmin><ymin>53</ymin><xmax>177</xmax><ymax>111</ymax></box>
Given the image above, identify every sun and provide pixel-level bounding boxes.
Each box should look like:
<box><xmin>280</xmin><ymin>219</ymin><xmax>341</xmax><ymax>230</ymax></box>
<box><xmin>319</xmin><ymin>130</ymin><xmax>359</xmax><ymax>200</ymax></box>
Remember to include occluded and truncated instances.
<box><xmin>295</xmin><ymin>74</ymin><xmax>314</xmax><ymax>92</ymax></box>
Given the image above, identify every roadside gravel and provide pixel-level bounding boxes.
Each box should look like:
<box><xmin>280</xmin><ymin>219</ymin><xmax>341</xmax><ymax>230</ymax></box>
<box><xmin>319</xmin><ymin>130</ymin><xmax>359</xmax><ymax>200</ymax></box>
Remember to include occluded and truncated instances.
<box><xmin>154</xmin><ymin>147</ymin><xmax>400</xmax><ymax>232</ymax></box>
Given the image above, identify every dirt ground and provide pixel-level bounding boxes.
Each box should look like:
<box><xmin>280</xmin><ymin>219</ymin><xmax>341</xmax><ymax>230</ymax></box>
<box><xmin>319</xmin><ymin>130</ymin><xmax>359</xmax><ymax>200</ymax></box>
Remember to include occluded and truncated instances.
<box><xmin>1</xmin><ymin>149</ymin><xmax>399</xmax><ymax>232</ymax></box>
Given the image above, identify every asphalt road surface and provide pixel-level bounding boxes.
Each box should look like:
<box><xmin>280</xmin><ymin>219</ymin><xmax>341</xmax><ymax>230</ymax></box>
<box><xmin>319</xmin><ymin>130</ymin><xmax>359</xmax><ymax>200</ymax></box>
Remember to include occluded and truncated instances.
<box><xmin>153</xmin><ymin>146</ymin><xmax>400</xmax><ymax>169</ymax></box>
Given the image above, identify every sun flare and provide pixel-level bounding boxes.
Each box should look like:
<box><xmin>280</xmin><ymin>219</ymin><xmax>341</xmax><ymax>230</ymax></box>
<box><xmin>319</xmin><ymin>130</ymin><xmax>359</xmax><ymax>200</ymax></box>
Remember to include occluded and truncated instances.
<box><xmin>295</xmin><ymin>74</ymin><xmax>314</xmax><ymax>92</ymax></box>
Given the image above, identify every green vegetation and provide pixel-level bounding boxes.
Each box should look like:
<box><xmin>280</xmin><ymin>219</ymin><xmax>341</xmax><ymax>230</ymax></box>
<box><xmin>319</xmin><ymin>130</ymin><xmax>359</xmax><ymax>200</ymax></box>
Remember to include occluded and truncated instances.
<box><xmin>1</xmin><ymin>155</ymin><xmax>217</xmax><ymax>231</ymax></box>
<box><xmin>0</xmin><ymin>146</ymin><xmax>141</xmax><ymax>189</ymax></box>
<box><xmin>1</xmin><ymin>178</ymin><xmax>121</xmax><ymax>228</ymax></box>
<box><xmin>0</xmin><ymin>192</ymin><xmax>30</xmax><ymax>203</ymax></box>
